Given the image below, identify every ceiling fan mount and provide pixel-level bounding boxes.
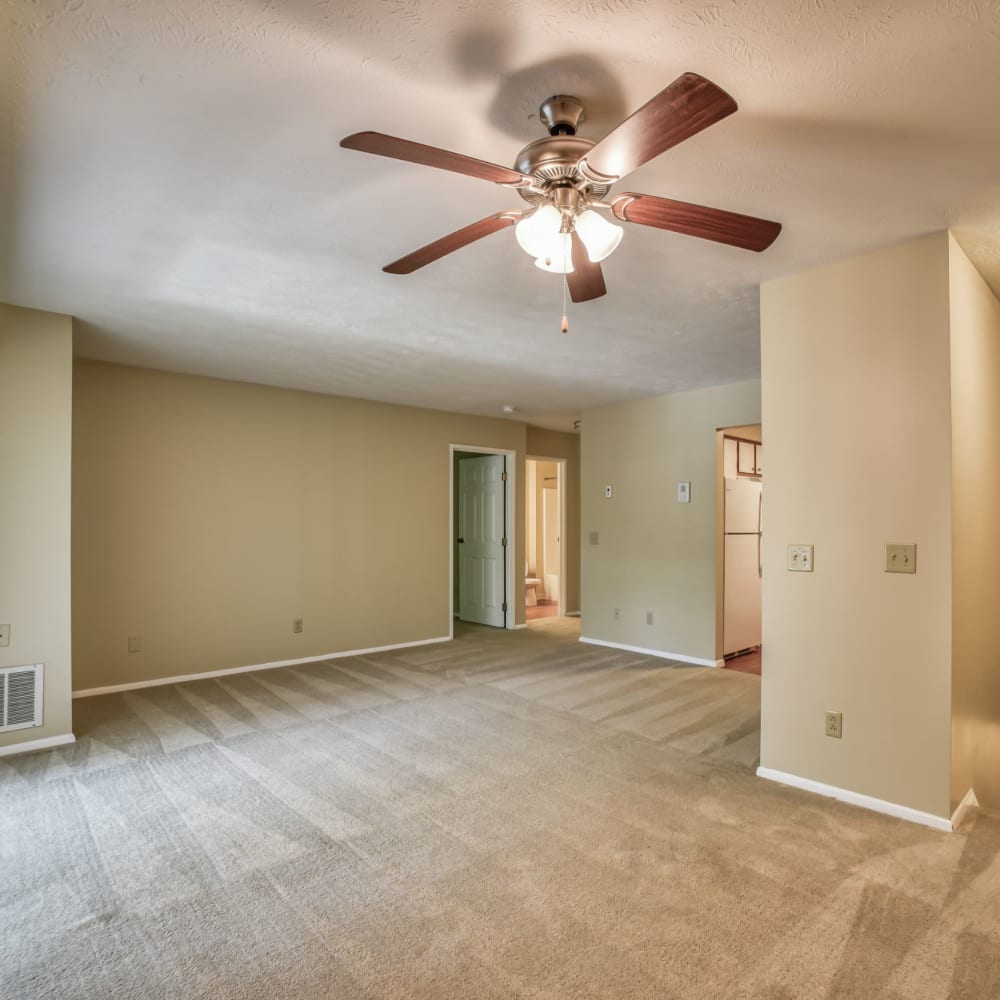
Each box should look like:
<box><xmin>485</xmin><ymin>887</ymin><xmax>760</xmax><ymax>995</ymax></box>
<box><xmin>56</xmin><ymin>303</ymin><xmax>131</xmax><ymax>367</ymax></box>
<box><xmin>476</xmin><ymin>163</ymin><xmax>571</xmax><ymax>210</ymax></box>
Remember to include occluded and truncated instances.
<box><xmin>340</xmin><ymin>72</ymin><xmax>782</xmax><ymax>303</ymax></box>
<box><xmin>537</xmin><ymin>94</ymin><xmax>586</xmax><ymax>136</ymax></box>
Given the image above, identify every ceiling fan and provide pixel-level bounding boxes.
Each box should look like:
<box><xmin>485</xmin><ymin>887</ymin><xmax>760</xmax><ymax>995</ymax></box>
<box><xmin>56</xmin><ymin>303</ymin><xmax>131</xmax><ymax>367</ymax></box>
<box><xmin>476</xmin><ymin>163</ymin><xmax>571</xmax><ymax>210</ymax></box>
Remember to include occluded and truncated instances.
<box><xmin>340</xmin><ymin>73</ymin><xmax>781</xmax><ymax>304</ymax></box>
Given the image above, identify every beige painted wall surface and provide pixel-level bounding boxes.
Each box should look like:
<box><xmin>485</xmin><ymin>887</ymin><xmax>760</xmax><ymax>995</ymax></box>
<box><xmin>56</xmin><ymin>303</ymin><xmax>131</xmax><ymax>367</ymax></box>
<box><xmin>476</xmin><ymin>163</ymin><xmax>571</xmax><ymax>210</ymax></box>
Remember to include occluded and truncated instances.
<box><xmin>73</xmin><ymin>361</ymin><xmax>526</xmax><ymax>690</ymax></box>
<box><xmin>0</xmin><ymin>305</ymin><xmax>73</xmax><ymax>748</ymax></box>
<box><xmin>949</xmin><ymin>235</ymin><xmax>1000</xmax><ymax>812</ymax></box>
<box><xmin>760</xmin><ymin>232</ymin><xmax>953</xmax><ymax>819</ymax></box>
<box><xmin>526</xmin><ymin>426</ymin><xmax>581</xmax><ymax>613</ymax></box>
<box><xmin>581</xmin><ymin>381</ymin><xmax>761</xmax><ymax>662</ymax></box>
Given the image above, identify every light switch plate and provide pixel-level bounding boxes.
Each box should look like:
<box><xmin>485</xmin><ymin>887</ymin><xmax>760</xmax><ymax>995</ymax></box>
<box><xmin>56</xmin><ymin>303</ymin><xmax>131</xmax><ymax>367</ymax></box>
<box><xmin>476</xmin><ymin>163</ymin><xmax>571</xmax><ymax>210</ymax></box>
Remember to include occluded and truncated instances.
<box><xmin>128</xmin><ymin>635</ymin><xmax>142</xmax><ymax>653</ymax></box>
<box><xmin>885</xmin><ymin>543</ymin><xmax>916</xmax><ymax>574</ymax></box>
<box><xmin>604</xmin><ymin>484</ymin><xmax>614</xmax><ymax>499</ymax></box>
<box><xmin>677</xmin><ymin>482</ymin><xmax>690</xmax><ymax>503</ymax></box>
<box><xmin>0</xmin><ymin>624</ymin><xmax>9</xmax><ymax>647</ymax></box>
<box><xmin>589</xmin><ymin>531</ymin><xmax>599</xmax><ymax>545</ymax></box>
<box><xmin>786</xmin><ymin>544</ymin><xmax>814</xmax><ymax>572</ymax></box>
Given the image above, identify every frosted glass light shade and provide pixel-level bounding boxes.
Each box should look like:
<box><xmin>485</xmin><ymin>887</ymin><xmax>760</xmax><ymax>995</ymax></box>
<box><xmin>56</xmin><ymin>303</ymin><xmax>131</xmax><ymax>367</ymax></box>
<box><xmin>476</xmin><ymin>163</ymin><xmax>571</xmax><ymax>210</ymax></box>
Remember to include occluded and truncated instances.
<box><xmin>574</xmin><ymin>209</ymin><xmax>623</xmax><ymax>262</ymax></box>
<box><xmin>534</xmin><ymin>234</ymin><xmax>574</xmax><ymax>274</ymax></box>
<box><xmin>515</xmin><ymin>205</ymin><xmax>562</xmax><ymax>258</ymax></box>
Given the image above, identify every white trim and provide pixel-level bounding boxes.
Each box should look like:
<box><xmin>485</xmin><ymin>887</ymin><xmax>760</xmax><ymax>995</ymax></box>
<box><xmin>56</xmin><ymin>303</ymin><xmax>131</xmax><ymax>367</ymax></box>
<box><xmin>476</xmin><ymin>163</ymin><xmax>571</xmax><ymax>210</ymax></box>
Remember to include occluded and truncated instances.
<box><xmin>579</xmin><ymin>636</ymin><xmax>722</xmax><ymax>668</ymax></box>
<box><xmin>756</xmin><ymin>766</ymin><xmax>953</xmax><ymax>833</ymax></box>
<box><xmin>951</xmin><ymin>787</ymin><xmax>979</xmax><ymax>830</ymax></box>
<box><xmin>450</xmin><ymin>444</ymin><xmax>517</xmax><ymax>635</ymax></box>
<box><xmin>0</xmin><ymin>732</ymin><xmax>76</xmax><ymax>758</ymax></box>
<box><xmin>72</xmin><ymin>635</ymin><xmax>451</xmax><ymax>699</ymax></box>
<box><xmin>566</xmin><ymin>610</ymin><xmax>581</xmax><ymax>618</ymax></box>
<box><xmin>512</xmin><ymin>623</ymin><xmax>528</xmax><ymax>630</ymax></box>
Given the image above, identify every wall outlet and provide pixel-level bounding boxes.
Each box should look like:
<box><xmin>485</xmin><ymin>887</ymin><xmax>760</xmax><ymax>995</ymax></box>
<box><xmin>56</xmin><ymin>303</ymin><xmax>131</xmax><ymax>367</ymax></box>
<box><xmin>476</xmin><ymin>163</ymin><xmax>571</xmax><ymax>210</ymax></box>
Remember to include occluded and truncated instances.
<box><xmin>677</xmin><ymin>482</ymin><xmax>691</xmax><ymax>503</ymax></box>
<box><xmin>884</xmin><ymin>543</ymin><xmax>916</xmax><ymax>574</ymax></box>
<box><xmin>604</xmin><ymin>484</ymin><xmax>614</xmax><ymax>499</ymax></box>
<box><xmin>0</xmin><ymin>624</ymin><xmax>9</xmax><ymax>647</ymax></box>
<box><xmin>613</xmin><ymin>607</ymin><xmax>621</xmax><ymax>621</ymax></box>
<box><xmin>824</xmin><ymin>710</ymin><xmax>843</xmax><ymax>739</ymax></box>
<box><xmin>589</xmin><ymin>531</ymin><xmax>599</xmax><ymax>545</ymax></box>
<box><xmin>646</xmin><ymin>611</ymin><xmax>654</xmax><ymax>625</ymax></box>
<box><xmin>128</xmin><ymin>635</ymin><xmax>142</xmax><ymax>653</ymax></box>
<box><xmin>787</xmin><ymin>544</ymin><xmax>814</xmax><ymax>572</ymax></box>
<box><xmin>293</xmin><ymin>618</ymin><xmax>304</xmax><ymax>634</ymax></box>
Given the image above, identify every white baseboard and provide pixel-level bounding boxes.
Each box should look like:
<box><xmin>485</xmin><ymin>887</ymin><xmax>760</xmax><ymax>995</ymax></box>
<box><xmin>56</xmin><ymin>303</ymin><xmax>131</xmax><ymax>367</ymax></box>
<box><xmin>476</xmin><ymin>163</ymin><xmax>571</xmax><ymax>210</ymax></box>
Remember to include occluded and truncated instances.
<box><xmin>579</xmin><ymin>636</ymin><xmax>722</xmax><ymax>668</ymax></box>
<box><xmin>72</xmin><ymin>635</ymin><xmax>452</xmax><ymax>699</ymax></box>
<box><xmin>0</xmin><ymin>732</ymin><xmax>76</xmax><ymax>758</ymax></box>
<box><xmin>951</xmin><ymin>787</ymin><xmax>979</xmax><ymax>830</ymax></box>
<box><xmin>512</xmin><ymin>623</ymin><xmax>528</xmax><ymax>630</ymax></box>
<box><xmin>566</xmin><ymin>610</ymin><xmax>581</xmax><ymax>617</ymax></box>
<box><xmin>756</xmin><ymin>766</ymin><xmax>953</xmax><ymax>833</ymax></box>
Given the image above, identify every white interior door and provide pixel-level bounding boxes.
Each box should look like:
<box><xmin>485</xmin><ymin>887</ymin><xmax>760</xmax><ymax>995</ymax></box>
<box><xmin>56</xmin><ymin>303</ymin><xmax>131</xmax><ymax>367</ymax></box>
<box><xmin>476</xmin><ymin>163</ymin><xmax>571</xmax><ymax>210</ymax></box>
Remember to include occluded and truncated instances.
<box><xmin>458</xmin><ymin>455</ymin><xmax>506</xmax><ymax>627</ymax></box>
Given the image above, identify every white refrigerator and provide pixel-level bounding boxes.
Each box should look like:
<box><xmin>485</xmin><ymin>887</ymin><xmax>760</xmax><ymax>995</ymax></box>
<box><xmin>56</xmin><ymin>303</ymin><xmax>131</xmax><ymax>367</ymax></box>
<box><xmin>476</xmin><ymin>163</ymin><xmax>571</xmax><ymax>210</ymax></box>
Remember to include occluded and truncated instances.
<box><xmin>723</xmin><ymin>477</ymin><xmax>762</xmax><ymax>656</ymax></box>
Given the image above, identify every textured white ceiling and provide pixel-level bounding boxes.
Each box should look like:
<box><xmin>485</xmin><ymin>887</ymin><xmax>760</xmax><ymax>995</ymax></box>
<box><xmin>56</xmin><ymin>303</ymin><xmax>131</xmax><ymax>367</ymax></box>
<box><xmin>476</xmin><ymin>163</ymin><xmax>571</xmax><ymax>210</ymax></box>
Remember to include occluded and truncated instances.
<box><xmin>4</xmin><ymin>1</ymin><xmax>1000</xmax><ymax>430</ymax></box>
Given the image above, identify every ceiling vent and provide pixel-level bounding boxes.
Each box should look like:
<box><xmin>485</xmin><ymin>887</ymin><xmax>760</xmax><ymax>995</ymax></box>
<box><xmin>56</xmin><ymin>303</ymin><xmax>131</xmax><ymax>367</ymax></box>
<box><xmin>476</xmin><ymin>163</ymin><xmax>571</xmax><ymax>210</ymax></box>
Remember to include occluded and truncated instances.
<box><xmin>1</xmin><ymin>664</ymin><xmax>43</xmax><ymax>733</ymax></box>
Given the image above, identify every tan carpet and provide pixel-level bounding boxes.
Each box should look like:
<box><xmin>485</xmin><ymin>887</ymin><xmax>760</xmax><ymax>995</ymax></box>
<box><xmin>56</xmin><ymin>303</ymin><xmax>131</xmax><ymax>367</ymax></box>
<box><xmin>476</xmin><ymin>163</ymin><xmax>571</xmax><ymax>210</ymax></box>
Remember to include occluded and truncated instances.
<box><xmin>3</xmin><ymin>618</ymin><xmax>999</xmax><ymax>999</ymax></box>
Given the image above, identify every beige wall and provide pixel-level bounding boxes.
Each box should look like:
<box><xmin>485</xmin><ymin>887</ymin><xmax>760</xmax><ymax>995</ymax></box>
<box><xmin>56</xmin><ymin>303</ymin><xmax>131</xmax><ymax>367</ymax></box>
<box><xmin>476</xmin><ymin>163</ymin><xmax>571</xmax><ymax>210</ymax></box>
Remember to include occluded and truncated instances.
<box><xmin>949</xmin><ymin>235</ymin><xmax>1000</xmax><ymax>812</ymax></box>
<box><xmin>581</xmin><ymin>381</ymin><xmax>761</xmax><ymax>662</ymax></box>
<box><xmin>760</xmin><ymin>232</ymin><xmax>954</xmax><ymax>819</ymax></box>
<box><xmin>73</xmin><ymin>361</ymin><xmax>527</xmax><ymax>690</ymax></box>
<box><xmin>0</xmin><ymin>305</ymin><xmax>74</xmax><ymax>748</ymax></box>
<box><xmin>526</xmin><ymin>426</ymin><xmax>581</xmax><ymax>613</ymax></box>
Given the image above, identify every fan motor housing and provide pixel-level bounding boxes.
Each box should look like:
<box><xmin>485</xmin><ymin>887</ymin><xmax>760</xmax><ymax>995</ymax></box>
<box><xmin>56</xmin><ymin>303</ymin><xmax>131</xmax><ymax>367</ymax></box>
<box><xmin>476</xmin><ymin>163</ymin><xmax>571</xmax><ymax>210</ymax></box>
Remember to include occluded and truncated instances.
<box><xmin>513</xmin><ymin>135</ymin><xmax>611</xmax><ymax>206</ymax></box>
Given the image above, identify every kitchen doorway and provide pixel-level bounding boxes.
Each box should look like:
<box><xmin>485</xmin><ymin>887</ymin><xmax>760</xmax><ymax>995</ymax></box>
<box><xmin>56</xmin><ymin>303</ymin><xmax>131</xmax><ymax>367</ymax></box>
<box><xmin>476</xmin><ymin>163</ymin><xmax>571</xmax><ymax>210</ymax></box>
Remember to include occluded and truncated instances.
<box><xmin>716</xmin><ymin>425</ymin><xmax>763</xmax><ymax>676</ymax></box>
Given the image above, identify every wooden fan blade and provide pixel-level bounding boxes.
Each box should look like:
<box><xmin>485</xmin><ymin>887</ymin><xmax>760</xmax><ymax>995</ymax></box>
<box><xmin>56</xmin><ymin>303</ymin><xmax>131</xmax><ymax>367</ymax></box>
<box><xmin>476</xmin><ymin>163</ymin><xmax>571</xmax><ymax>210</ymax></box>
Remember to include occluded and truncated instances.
<box><xmin>383</xmin><ymin>213</ymin><xmax>520</xmax><ymax>274</ymax></box>
<box><xmin>341</xmin><ymin>132</ymin><xmax>533</xmax><ymax>187</ymax></box>
<box><xmin>566</xmin><ymin>231</ymin><xmax>607</xmax><ymax>303</ymax></box>
<box><xmin>579</xmin><ymin>73</ymin><xmax>737</xmax><ymax>184</ymax></box>
<box><xmin>612</xmin><ymin>193</ymin><xmax>781</xmax><ymax>252</ymax></box>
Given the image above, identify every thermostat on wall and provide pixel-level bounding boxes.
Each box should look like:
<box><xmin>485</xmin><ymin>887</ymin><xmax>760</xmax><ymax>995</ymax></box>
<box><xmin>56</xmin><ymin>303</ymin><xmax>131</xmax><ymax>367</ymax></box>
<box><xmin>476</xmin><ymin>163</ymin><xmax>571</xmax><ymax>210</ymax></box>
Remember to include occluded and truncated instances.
<box><xmin>677</xmin><ymin>482</ymin><xmax>691</xmax><ymax>503</ymax></box>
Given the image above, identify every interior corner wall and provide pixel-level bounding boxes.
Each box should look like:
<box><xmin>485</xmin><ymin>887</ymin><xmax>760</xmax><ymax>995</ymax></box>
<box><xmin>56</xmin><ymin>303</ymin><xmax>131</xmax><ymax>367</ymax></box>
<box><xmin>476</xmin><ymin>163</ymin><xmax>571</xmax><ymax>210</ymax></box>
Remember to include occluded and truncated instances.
<box><xmin>0</xmin><ymin>304</ymin><xmax>73</xmax><ymax>749</ymax></box>
<box><xmin>72</xmin><ymin>360</ymin><xmax>527</xmax><ymax>691</ymax></box>
<box><xmin>580</xmin><ymin>380</ymin><xmax>761</xmax><ymax>662</ymax></box>
<box><xmin>948</xmin><ymin>234</ymin><xmax>1000</xmax><ymax>813</ymax></box>
<box><xmin>526</xmin><ymin>426</ymin><xmax>581</xmax><ymax>613</ymax></box>
<box><xmin>759</xmin><ymin>232</ymin><xmax>953</xmax><ymax>819</ymax></box>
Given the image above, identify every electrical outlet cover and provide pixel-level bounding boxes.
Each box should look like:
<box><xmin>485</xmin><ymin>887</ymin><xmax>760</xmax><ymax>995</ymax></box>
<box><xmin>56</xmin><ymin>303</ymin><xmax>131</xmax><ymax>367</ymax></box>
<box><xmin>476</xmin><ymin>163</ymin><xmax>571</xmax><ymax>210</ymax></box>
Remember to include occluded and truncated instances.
<box><xmin>824</xmin><ymin>710</ymin><xmax>843</xmax><ymax>739</ymax></box>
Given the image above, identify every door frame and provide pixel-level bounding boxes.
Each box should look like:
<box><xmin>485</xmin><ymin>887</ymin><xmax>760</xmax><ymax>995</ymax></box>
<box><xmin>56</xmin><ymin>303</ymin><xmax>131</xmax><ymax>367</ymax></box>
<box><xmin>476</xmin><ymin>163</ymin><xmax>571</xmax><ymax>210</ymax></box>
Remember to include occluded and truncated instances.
<box><xmin>526</xmin><ymin>455</ymin><xmax>567</xmax><ymax>616</ymax></box>
<box><xmin>450</xmin><ymin>444</ymin><xmax>517</xmax><ymax>635</ymax></box>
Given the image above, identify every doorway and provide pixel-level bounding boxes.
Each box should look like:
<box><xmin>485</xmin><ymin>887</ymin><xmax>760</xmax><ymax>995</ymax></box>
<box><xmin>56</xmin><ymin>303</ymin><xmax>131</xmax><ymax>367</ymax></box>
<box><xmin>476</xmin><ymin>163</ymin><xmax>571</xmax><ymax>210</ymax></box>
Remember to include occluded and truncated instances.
<box><xmin>450</xmin><ymin>445</ymin><xmax>517</xmax><ymax>633</ymax></box>
<box><xmin>525</xmin><ymin>457</ymin><xmax>565</xmax><ymax>621</ymax></box>
<box><xmin>716</xmin><ymin>425</ymin><xmax>763</xmax><ymax>676</ymax></box>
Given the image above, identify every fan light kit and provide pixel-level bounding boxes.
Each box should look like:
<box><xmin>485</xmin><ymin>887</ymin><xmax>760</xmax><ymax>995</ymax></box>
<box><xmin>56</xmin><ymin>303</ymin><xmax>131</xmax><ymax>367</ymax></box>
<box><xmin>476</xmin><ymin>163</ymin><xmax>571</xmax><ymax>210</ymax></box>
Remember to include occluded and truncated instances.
<box><xmin>341</xmin><ymin>73</ymin><xmax>781</xmax><ymax>330</ymax></box>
